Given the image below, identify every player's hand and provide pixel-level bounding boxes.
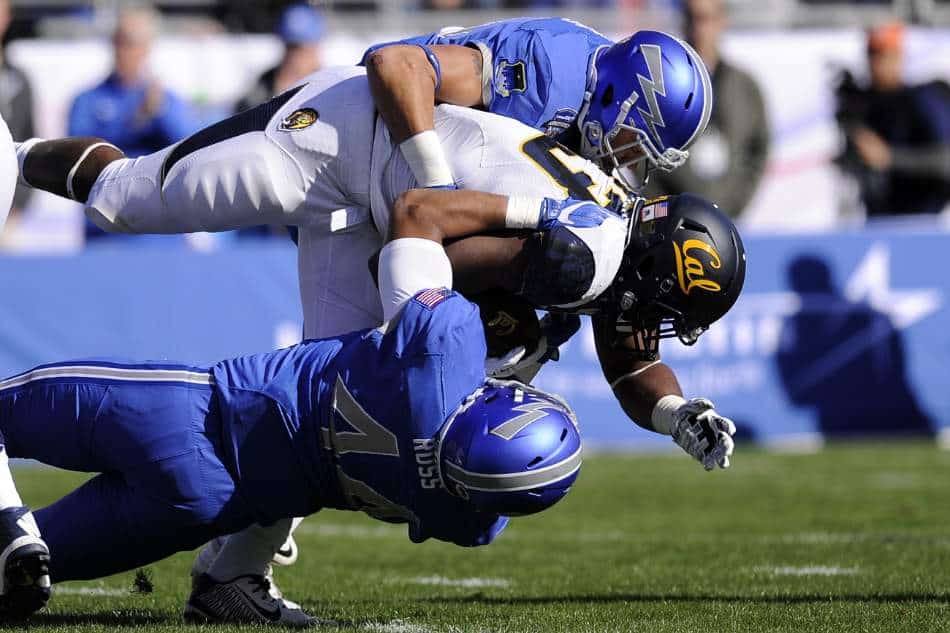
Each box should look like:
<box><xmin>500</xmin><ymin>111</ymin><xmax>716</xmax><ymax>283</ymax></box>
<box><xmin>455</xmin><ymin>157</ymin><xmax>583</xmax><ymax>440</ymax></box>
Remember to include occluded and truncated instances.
<box><xmin>485</xmin><ymin>313</ymin><xmax>581</xmax><ymax>383</ymax></box>
<box><xmin>670</xmin><ymin>398</ymin><xmax>736</xmax><ymax>470</ymax></box>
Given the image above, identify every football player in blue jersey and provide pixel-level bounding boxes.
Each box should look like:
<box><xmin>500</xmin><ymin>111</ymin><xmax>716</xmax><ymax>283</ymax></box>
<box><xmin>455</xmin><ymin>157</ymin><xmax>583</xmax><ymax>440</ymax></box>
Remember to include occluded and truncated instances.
<box><xmin>0</xmin><ymin>188</ymin><xmax>587</xmax><ymax>622</ymax></box>
<box><xmin>363</xmin><ymin>17</ymin><xmax>712</xmax><ymax>190</ymax></box>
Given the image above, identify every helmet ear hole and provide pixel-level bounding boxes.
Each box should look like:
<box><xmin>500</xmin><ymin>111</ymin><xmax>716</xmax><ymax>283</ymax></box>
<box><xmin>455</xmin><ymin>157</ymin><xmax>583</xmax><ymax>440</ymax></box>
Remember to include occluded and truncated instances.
<box><xmin>600</xmin><ymin>84</ymin><xmax>614</xmax><ymax>107</ymax></box>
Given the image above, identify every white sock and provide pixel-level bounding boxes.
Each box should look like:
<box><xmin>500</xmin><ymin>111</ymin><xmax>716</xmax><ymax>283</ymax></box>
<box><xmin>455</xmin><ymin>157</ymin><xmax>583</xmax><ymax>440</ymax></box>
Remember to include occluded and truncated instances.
<box><xmin>206</xmin><ymin>518</ymin><xmax>292</xmax><ymax>581</ymax></box>
<box><xmin>0</xmin><ymin>449</ymin><xmax>24</xmax><ymax>511</ymax></box>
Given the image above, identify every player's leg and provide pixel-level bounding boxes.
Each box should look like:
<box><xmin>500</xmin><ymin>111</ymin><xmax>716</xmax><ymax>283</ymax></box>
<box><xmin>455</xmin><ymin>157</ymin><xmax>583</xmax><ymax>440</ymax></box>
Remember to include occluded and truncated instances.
<box><xmin>185</xmin><ymin>218</ymin><xmax>384</xmax><ymax>623</ymax></box>
<box><xmin>17</xmin><ymin>128</ymin><xmax>304</xmax><ymax>236</ymax></box>
<box><xmin>0</xmin><ymin>361</ymin><xmax>253</xmax><ymax>586</ymax></box>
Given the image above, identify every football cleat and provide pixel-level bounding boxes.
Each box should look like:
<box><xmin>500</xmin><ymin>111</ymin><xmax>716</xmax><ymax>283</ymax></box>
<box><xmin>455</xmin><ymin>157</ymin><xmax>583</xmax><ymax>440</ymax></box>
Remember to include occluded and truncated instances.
<box><xmin>0</xmin><ymin>507</ymin><xmax>50</xmax><ymax>619</ymax></box>
<box><xmin>190</xmin><ymin>537</ymin><xmax>297</xmax><ymax>604</ymax></box>
<box><xmin>184</xmin><ymin>573</ymin><xmax>318</xmax><ymax>628</ymax></box>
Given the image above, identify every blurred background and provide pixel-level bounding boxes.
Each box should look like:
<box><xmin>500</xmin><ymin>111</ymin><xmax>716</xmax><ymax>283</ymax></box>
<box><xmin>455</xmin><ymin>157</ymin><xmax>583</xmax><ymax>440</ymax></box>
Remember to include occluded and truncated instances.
<box><xmin>0</xmin><ymin>0</ymin><xmax>948</xmax><ymax>449</ymax></box>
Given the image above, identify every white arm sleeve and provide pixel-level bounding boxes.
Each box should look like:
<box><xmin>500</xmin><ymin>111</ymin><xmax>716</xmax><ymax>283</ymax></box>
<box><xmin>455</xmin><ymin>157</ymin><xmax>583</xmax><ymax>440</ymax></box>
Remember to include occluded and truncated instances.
<box><xmin>378</xmin><ymin>238</ymin><xmax>453</xmax><ymax>322</ymax></box>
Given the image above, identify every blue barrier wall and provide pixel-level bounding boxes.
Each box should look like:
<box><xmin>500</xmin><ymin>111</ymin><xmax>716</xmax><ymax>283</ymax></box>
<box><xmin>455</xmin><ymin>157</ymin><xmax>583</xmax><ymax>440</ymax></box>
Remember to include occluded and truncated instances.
<box><xmin>2</xmin><ymin>228</ymin><xmax>948</xmax><ymax>448</ymax></box>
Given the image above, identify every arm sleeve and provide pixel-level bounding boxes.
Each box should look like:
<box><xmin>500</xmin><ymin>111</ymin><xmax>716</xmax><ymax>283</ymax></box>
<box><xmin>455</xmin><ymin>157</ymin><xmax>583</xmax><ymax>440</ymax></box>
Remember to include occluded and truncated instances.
<box><xmin>378</xmin><ymin>238</ymin><xmax>453</xmax><ymax>322</ymax></box>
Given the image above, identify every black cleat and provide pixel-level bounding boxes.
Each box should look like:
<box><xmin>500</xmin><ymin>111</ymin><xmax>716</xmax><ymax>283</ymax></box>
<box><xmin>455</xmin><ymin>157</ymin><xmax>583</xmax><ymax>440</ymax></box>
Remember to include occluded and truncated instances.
<box><xmin>0</xmin><ymin>507</ymin><xmax>50</xmax><ymax>619</ymax></box>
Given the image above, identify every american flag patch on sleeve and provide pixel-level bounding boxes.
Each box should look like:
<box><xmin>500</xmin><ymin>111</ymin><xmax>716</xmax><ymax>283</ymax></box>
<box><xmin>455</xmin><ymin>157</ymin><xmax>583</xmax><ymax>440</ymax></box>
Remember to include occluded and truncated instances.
<box><xmin>413</xmin><ymin>288</ymin><xmax>453</xmax><ymax>310</ymax></box>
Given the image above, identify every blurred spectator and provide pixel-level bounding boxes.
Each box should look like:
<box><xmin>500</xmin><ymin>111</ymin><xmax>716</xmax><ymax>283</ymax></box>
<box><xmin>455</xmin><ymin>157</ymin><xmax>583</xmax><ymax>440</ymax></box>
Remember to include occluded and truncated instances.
<box><xmin>834</xmin><ymin>22</ymin><xmax>950</xmax><ymax>217</ymax></box>
<box><xmin>68</xmin><ymin>6</ymin><xmax>199</xmax><ymax>157</ymax></box>
<box><xmin>235</xmin><ymin>3</ymin><xmax>325</xmax><ymax>112</ymax></box>
<box><xmin>68</xmin><ymin>5</ymin><xmax>201</xmax><ymax>241</ymax></box>
<box><xmin>645</xmin><ymin>0</ymin><xmax>769</xmax><ymax>219</ymax></box>
<box><xmin>0</xmin><ymin>0</ymin><xmax>34</xmax><ymax>218</ymax></box>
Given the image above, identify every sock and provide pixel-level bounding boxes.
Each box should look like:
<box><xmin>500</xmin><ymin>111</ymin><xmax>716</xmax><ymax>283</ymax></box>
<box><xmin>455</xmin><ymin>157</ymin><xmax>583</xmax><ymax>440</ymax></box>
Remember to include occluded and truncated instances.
<box><xmin>206</xmin><ymin>518</ymin><xmax>292</xmax><ymax>581</ymax></box>
<box><xmin>0</xmin><ymin>449</ymin><xmax>25</xmax><ymax>511</ymax></box>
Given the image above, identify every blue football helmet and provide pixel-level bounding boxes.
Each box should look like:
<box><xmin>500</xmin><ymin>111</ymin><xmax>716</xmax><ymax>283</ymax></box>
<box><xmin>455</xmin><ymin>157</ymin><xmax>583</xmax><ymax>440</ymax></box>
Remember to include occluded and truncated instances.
<box><xmin>577</xmin><ymin>31</ymin><xmax>713</xmax><ymax>186</ymax></box>
<box><xmin>437</xmin><ymin>380</ymin><xmax>581</xmax><ymax>517</ymax></box>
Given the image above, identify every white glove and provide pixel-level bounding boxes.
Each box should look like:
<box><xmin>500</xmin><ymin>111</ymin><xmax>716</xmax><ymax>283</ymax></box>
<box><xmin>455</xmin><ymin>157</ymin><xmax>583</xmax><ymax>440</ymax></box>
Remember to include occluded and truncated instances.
<box><xmin>485</xmin><ymin>337</ymin><xmax>548</xmax><ymax>383</ymax></box>
<box><xmin>660</xmin><ymin>397</ymin><xmax>736</xmax><ymax>470</ymax></box>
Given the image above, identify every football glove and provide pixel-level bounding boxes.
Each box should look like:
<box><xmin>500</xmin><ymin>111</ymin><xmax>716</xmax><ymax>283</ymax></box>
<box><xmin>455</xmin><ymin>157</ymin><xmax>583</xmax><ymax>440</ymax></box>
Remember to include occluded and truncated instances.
<box><xmin>669</xmin><ymin>398</ymin><xmax>736</xmax><ymax>471</ymax></box>
<box><xmin>485</xmin><ymin>313</ymin><xmax>581</xmax><ymax>383</ymax></box>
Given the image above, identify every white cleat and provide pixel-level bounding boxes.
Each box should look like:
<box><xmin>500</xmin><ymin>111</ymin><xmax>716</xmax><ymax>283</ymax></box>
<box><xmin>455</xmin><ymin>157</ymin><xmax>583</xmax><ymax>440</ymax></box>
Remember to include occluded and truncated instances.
<box><xmin>184</xmin><ymin>573</ymin><xmax>317</xmax><ymax>627</ymax></box>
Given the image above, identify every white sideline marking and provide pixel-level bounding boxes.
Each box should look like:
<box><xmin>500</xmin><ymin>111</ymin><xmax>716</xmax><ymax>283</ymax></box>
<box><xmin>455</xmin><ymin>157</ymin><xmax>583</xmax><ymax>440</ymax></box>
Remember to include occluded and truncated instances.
<box><xmin>364</xmin><ymin>620</ymin><xmax>431</xmax><ymax>633</ymax></box>
<box><xmin>56</xmin><ymin>586</ymin><xmax>128</xmax><ymax>597</ymax></box>
<box><xmin>755</xmin><ymin>565</ymin><xmax>859</xmax><ymax>576</ymax></box>
<box><xmin>406</xmin><ymin>575</ymin><xmax>511</xmax><ymax>588</ymax></box>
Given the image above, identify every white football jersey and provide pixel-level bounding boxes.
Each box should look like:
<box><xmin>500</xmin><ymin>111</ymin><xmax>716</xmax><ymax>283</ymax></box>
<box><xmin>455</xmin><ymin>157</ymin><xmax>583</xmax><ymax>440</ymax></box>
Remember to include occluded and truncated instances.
<box><xmin>369</xmin><ymin>103</ymin><xmax>628</xmax><ymax>307</ymax></box>
<box><xmin>81</xmin><ymin>66</ymin><xmax>628</xmax><ymax>334</ymax></box>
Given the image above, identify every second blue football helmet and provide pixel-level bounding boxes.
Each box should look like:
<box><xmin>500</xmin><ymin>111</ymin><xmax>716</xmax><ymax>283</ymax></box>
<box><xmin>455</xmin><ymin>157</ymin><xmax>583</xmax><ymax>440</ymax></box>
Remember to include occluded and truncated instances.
<box><xmin>437</xmin><ymin>380</ymin><xmax>581</xmax><ymax>517</ymax></box>
<box><xmin>577</xmin><ymin>30</ymin><xmax>713</xmax><ymax>184</ymax></box>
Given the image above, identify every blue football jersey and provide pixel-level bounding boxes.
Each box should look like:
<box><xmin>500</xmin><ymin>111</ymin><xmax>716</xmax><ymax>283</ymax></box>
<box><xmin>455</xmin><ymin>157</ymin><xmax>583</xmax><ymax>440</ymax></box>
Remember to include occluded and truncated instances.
<box><xmin>363</xmin><ymin>17</ymin><xmax>611</xmax><ymax>137</ymax></box>
<box><xmin>211</xmin><ymin>289</ymin><xmax>509</xmax><ymax>546</ymax></box>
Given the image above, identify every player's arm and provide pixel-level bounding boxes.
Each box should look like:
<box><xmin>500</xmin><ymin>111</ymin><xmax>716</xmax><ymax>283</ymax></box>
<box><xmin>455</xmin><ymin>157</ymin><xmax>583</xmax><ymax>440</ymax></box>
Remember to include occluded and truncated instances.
<box><xmin>380</xmin><ymin>189</ymin><xmax>578</xmax><ymax>321</ymax></box>
<box><xmin>365</xmin><ymin>44</ymin><xmax>484</xmax><ymax>187</ymax></box>
<box><xmin>388</xmin><ymin>188</ymin><xmax>575</xmax><ymax>243</ymax></box>
<box><xmin>592</xmin><ymin>315</ymin><xmax>736</xmax><ymax>471</ymax></box>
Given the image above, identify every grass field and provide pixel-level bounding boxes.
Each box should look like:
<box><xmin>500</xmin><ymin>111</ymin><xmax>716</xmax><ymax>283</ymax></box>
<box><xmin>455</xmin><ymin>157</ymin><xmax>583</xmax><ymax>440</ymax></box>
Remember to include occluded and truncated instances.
<box><xmin>6</xmin><ymin>441</ymin><xmax>950</xmax><ymax>633</ymax></box>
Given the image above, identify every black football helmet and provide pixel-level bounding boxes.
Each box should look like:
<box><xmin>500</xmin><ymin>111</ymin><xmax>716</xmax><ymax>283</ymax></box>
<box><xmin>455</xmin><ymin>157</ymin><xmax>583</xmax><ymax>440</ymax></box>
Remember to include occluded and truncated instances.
<box><xmin>598</xmin><ymin>193</ymin><xmax>746</xmax><ymax>359</ymax></box>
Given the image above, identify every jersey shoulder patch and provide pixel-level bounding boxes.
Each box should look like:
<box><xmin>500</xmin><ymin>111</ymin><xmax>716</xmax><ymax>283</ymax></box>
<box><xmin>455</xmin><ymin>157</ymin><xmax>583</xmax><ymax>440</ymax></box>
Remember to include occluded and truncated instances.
<box><xmin>412</xmin><ymin>287</ymin><xmax>453</xmax><ymax>310</ymax></box>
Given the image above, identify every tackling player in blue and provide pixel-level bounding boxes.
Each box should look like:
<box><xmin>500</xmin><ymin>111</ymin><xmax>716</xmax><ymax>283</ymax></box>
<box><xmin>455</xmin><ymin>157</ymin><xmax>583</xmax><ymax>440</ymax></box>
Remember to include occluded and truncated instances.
<box><xmin>0</xmin><ymin>188</ymin><xmax>584</xmax><ymax>621</ymax></box>
<box><xmin>363</xmin><ymin>17</ymin><xmax>712</xmax><ymax>190</ymax></box>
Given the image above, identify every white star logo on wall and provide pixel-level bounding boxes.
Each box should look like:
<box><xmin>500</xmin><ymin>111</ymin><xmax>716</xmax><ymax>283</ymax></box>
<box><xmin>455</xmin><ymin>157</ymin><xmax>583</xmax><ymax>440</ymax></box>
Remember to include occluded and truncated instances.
<box><xmin>843</xmin><ymin>242</ymin><xmax>942</xmax><ymax>330</ymax></box>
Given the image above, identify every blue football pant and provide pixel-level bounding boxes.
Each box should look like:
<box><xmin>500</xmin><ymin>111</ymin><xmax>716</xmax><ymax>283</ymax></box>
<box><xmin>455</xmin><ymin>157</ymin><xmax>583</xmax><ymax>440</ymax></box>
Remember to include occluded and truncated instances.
<box><xmin>0</xmin><ymin>360</ymin><xmax>256</xmax><ymax>581</ymax></box>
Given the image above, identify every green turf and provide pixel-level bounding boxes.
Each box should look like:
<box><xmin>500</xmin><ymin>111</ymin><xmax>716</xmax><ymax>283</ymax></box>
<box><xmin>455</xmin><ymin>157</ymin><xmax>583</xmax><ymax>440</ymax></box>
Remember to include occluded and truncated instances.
<box><xmin>6</xmin><ymin>441</ymin><xmax>950</xmax><ymax>632</ymax></box>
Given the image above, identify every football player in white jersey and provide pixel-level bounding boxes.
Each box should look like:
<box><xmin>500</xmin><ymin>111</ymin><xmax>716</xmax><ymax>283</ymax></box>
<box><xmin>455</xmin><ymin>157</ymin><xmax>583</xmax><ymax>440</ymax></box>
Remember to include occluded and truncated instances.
<box><xmin>15</xmin><ymin>66</ymin><xmax>742</xmax><ymax>626</ymax></box>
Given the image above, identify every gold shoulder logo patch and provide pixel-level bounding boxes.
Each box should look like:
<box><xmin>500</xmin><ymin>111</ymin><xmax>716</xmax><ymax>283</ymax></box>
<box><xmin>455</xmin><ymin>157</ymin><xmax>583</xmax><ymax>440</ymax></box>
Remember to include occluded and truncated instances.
<box><xmin>279</xmin><ymin>108</ymin><xmax>319</xmax><ymax>131</ymax></box>
<box><xmin>673</xmin><ymin>239</ymin><xmax>723</xmax><ymax>295</ymax></box>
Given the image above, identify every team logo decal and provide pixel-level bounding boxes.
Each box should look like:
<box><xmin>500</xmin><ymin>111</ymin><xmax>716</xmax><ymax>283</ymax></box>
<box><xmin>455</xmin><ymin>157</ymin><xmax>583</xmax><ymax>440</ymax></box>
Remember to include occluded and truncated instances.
<box><xmin>636</xmin><ymin>44</ymin><xmax>667</xmax><ymax>144</ymax></box>
<box><xmin>494</xmin><ymin>59</ymin><xmax>527</xmax><ymax>98</ymax></box>
<box><xmin>673</xmin><ymin>239</ymin><xmax>722</xmax><ymax>295</ymax></box>
<box><xmin>487</xmin><ymin>310</ymin><xmax>519</xmax><ymax>337</ymax></box>
<box><xmin>279</xmin><ymin>108</ymin><xmax>319</xmax><ymax>131</ymax></box>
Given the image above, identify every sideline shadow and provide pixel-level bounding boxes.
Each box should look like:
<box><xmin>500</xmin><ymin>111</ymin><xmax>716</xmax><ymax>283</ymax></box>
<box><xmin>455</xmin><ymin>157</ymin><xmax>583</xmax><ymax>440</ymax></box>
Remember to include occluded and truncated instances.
<box><xmin>775</xmin><ymin>255</ymin><xmax>933</xmax><ymax>437</ymax></box>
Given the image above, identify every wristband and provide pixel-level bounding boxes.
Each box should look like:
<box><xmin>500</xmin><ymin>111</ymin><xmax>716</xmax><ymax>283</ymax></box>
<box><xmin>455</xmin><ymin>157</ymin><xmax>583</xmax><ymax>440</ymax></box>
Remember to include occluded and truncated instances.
<box><xmin>505</xmin><ymin>196</ymin><xmax>545</xmax><ymax>229</ymax></box>
<box><xmin>399</xmin><ymin>130</ymin><xmax>454</xmax><ymax>188</ymax></box>
<box><xmin>651</xmin><ymin>394</ymin><xmax>687</xmax><ymax>435</ymax></box>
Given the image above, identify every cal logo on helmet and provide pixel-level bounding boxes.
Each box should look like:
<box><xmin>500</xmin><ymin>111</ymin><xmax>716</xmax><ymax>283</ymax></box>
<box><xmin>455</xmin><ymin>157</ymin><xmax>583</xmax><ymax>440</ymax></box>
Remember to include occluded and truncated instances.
<box><xmin>673</xmin><ymin>239</ymin><xmax>722</xmax><ymax>295</ymax></box>
<box><xmin>279</xmin><ymin>108</ymin><xmax>319</xmax><ymax>131</ymax></box>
